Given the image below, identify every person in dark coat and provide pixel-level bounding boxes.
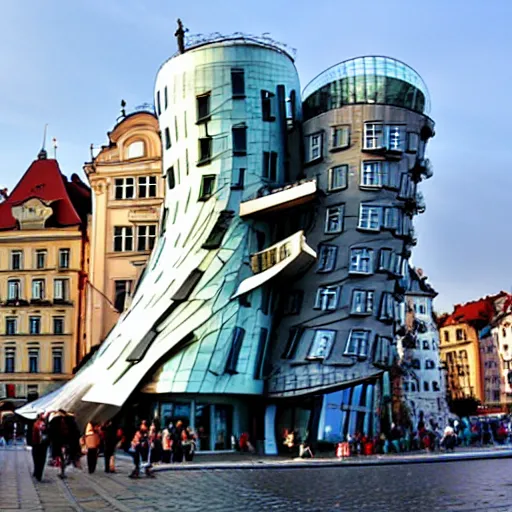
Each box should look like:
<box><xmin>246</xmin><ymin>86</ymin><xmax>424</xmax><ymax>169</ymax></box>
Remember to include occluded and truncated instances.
<box><xmin>31</xmin><ymin>413</ymin><xmax>48</xmax><ymax>481</ymax></box>
<box><xmin>172</xmin><ymin>421</ymin><xmax>184</xmax><ymax>463</ymax></box>
<box><xmin>102</xmin><ymin>420</ymin><xmax>119</xmax><ymax>473</ymax></box>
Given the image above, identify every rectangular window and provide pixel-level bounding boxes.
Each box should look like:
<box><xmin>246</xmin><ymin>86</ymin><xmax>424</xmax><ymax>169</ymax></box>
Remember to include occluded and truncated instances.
<box><xmin>174</xmin><ymin>116</ymin><xmax>179</xmax><ymax>142</ymax></box>
<box><xmin>261</xmin><ymin>91</ymin><xmax>275</xmax><ymax>121</ymax></box>
<box><xmin>378</xmin><ymin>249</ymin><xmax>393</xmax><ymax>272</ymax></box>
<box><xmin>314</xmin><ymin>286</ymin><xmax>339</xmax><ymax>311</ymax></box>
<box><xmin>317</xmin><ymin>245</ymin><xmax>337</xmax><ymax>273</ymax></box>
<box><xmin>385</xmin><ymin>125</ymin><xmax>406</xmax><ymax>151</ymax></box>
<box><xmin>197</xmin><ymin>93</ymin><xmax>211</xmax><ymax>122</ymax></box>
<box><xmin>262</xmin><ymin>151</ymin><xmax>278</xmax><ymax>181</ymax></box>
<box><xmin>281</xmin><ymin>327</ymin><xmax>304</xmax><ymax>359</ymax></box>
<box><xmin>254</xmin><ymin>327</ymin><xmax>269</xmax><ymax>379</ymax></box>
<box><xmin>7</xmin><ymin>280</ymin><xmax>21</xmax><ymax>300</ymax></box>
<box><xmin>114</xmin><ymin>177</ymin><xmax>135</xmax><ymax>200</ymax></box>
<box><xmin>199</xmin><ymin>175</ymin><xmax>216</xmax><ymax>200</ymax></box>
<box><xmin>382</xmin><ymin>161</ymin><xmax>401</xmax><ymax>189</ymax></box>
<box><xmin>29</xmin><ymin>316</ymin><xmax>41</xmax><ymax>335</ymax></box>
<box><xmin>183</xmin><ymin>111</ymin><xmax>188</xmax><ymax>138</ymax></box>
<box><xmin>28</xmin><ymin>348</ymin><xmax>39</xmax><ymax>373</ymax></box>
<box><xmin>231</xmin><ymin>168</ymin><xmax>245</xmax><ymax>189</ymax></box>
<box><xmin>308</xmin><ymin>330</ymin><xmax>335</xmax><ymax>360</ymax></box>
<box><xmin>164</xmin><ymin>86</ymin><xmax>168</xmax><ymax>109</ymax></box>
<box><xmin>137</xmin><ymin>225</ymin><xmax>157</xmax><ymax>251</ymax></box>
<box><xmin>198</xmin><ymin>137</ymin><xmax>212</xmax><ymax>164</ymax></box>
<box><xmin>379</xmin><ymin>292</ymin><xmax>396</xmax><ymax>322</ymax></box>
<box><xmin>331</xmin><ymin>126</ymin><xmax>350</xmax><ymax>149</ymax></box>
<box><xmin>231</xmin><ymin>68</ymin><xmax>245</xmax><ymax>97</ymax></box>
<box><xmin>344</xmin><ymin>330</ymin><xmax>370</xmax><ymax>357</ymax></box>
<box><xmin>156</xmin><ymin>91</ymin><xmax>161</xmax><ymax>116</ymax></box>
<box><xmin>363</xmin><ymin>123</ymin><xmax>383</xmax><ymax>150</ymax></box>
<box><xmin>232</xmin><ymin>126</ymin><xmax>247</xmax><ymax>155</ymax></box>
<box><xmin>164</xmin><ymin>127</ymin><xmax>171</xmax><ymax>149</ymax></box>
<box><xmin>383</xmin><ymin>207</ymin><xmax>401</xmax><ymax>231</ymax></box>
<box><xmin>456</xmin><ymin>328</ymin><xmax>466</xmax><ymax>341</ymax></box>
<box><xmin>351</xmin><ymin>290</ymin><xmax>374</xmax><ymax>315</ymax></box>
<box><xmin>35</xmin><ymin>250</ymin><xmax>46</xmax><ymax>269</ymax></box>
<box><xmin>113</xmin><ymin>226</ymin><xmax>134</xmax><ymax>252</ymax></box>
<box><xmin>328</xmin><ymin>165</ymin><xmax>348</xmax><ymax>191</ymax></box>
<box><xmin>373</xmin><ymin>335</ymin><xmax>393</xmax><ymax>366</ymax></box>
<box><xmin>391</xmin><ymin>253</ymin><xmax>404</xmax><ymax>276</ymax></box>
<box><xmin>225</xmin><ymin>327</ymin><xmax>245</xmax><ymax>374</ymax></box>
<box><xmin>5</xmin><ymin>317</ymin><xmax>16</xmax><ymax>335</ymax></box>
<box><xmin>11</xmin><ymin>250</ymin><xmax>22</xmax><ymax>270</ymax></box>
<box><xmin>349</xmin><ymin>248</ymin><xmax>374</xmax><ymax>274</ymax></box>
<box><xmin>52</xmin><ymin>348</ymin><xmax>63</xmax><ymax>374</ymax></box>
<box><xmin>114</xmin><ymin>280</ymin><xmax>132</xmax><ymax>312</ymax></box>
<box><xmin>325</xmin><ymin>205</ymin><xmax>344</xmax><ymax>234</ymax></box>
<box><xmin>407</xmin><ymin>132</ymin><xmax>419</xmax><ymax>152</ymax></box>
<box><xmin>398</xmin><ymin>174</ymin><xmax>414</xmax><ymax>199</ymax></box>
<box><xmin>32</xmin><ymin>279</ymin><xmax>45</xmax><ymax>300</ymax></box>
<box><xmin>283</xmin><ymin>291</ymin><xmax>303</xmax><ymax>315</ymax></box>
<box><xmin>5</xmin><ymin>347</ymin><xmax>15</xmax><ymax>373</ymax></box>
<box><xmin>54</xmin><ymin>279</ymin><xmax>69</xmax><ymax>301</ymax></box>
<box><xmin>138</xmin><ymin>176</ymin><xmax>157</xmax><ymax>198</ymax></box>
<box><xmin>53</xmin><ymin>317</ymin><xmax>64</xmax><ymax>335</ymax></box>
<box><xmin>305</xmin><ymin>133</ymin><xmax>322</xmax><ymax>162</ymax></box>
<box><xmin>361</xmin><ymin>161</ymin><xmax>383</xmax><ymax>187</ymax></box>
<box><xmin>358</xmin><ymin>204</ymin><xmax>382</xmax><ymax>231</ymax></box>
<box><xmin>59</xmin><ymin>249</ymin><xmax>70</xmax><ymax>269</ymax></box>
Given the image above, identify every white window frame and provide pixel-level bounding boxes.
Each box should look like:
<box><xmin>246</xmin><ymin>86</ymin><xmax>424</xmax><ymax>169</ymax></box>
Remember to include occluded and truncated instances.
<box><xmin>317</xmin><ymin>245</ymin><xmax>337</xmax><ymax>273</ymax></box>
<box><xmin>59</xmin><ymin>249</ymin><xmax>70</xmax><ymax>269</ymax></box>
<box><xmin>54</xmin><ymin>279</ymin><xmax>69</xmax><ymax>301</ymax></box>
<box><xmin>5</xmin><ymin>347</ymin><xmax>15</xmax><ymax>373</ymax></box>
<box><xmin>10</xmin><ymin>250</ymin><xmax>22</xmax><ymax>270</ymax></box>
<box><xmin>136</xmin><ymin>224</ymin><xmax>157</xmax><ymax>252</ymax></box>
<box><xmin>138</xmin><ymin>176</ymin><xmax>157</xmax><ymax>198</ymax></box>
<box><xmin>361</xmin><ymin>161</ymin><xmax>383</xmax><ymax>188</ymax></box>
<box><xmin>331</xmin><ymin>125</ymin><xmax>350</xmax><ymax>150</ymax></box>
<box><xmin>363</xmin><ymin>123</ymin><xmax>383</xmax><ymax>150</ymax></box>
<box><xmin>113</xmin><ymin>226</ymin><xmax>134</xmax><ymax>252</ymax></box>
<box><xmin>349</xmin><ymin>248</ymin><xmax>374</xmax><ymax>274</ymax></box>
<box><xmin>32</xmin><ymin>279</ymin><xmax>45</xmax><ymax>300</ymax></box>
<box><xmin>344</xmin><ymin>329</ymin><xmax>370</xmax><ymax>357</ymax></box>
<box><xmin>325</xmin><ymin>205</ymin><xmax>344</xmax><ymax>234</ymax></box>
<box><xmin>358</xmin><ymin>204</ymin><xmax>382</xmax><ymax>231</ymax></box>
<box><xmin>35</xmin><ymin>250</ymin><xmax>46</xmax><ymax>269</ymax></box>
<box><xmin>307</xmin><ymin>330</ymin><xmax>336</xmax><ymax>360</ymax></box>
<box><xmin>306</xmin><ymin>133</ymin><xmax>323</xmax><ymax>163</ymax></box>
<box><xmin>328</xmin><ymin>165</ymin><xmax>348</xmax><ymax>191</ymax></box>
<box><xmin>114</xmin><ymin>177</ymin><xmax>135</xmax><ymax>200</ymax></box>
<box><xmin>7</xmin><ymin>279</ymin><xmax>21</xmax><ymax>300</ymax></box>
<box><xmin>314</xmin><ymin>286</ymin><xmax>339</xmax><ymax>311</ymax></box>
<box><xmin>351</xmin><ymin>289</ymin><xmax>374</xmax><ymax>315</ymax></box>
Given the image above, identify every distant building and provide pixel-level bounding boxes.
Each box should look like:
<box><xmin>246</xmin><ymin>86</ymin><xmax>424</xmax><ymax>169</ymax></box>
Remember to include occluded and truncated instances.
<box><xmin>478</xmin><ymin>325</ymin><xmax>501</xmax><ymax>407</ymax></box>
<box><xmin>0</xmin><ymin>150</ymin><xmax>91</xmax><ymax>403</ymax></box>
<box><xmin>489</xmin><ymin>304</ymin><xmax>512</xmax><ymax>409</ymax></box>
<box><xmin>83</xmin><ymin>110</ymin><xmax>163</xmax><ymax>354</ymax></box>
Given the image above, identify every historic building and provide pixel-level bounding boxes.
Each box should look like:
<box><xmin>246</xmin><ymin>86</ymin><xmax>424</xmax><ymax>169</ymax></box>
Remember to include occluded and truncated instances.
<box><xmin>83</xmin><ymin>109</ymin><xmax>163</xmax><ymax>355</ymax></box>
<box><xmin>478</xmin><ymin>325</ymin><xmax>502</xmax><ymax>408</ymax></box>
<box><xmin>0</xmin><ymin>150</ymin><xmax>91</xmax><ymax>403</ymax></box>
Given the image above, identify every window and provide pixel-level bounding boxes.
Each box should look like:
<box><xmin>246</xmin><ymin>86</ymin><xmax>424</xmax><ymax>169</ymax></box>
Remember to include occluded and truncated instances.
<box><xmin>138</xmin><ymin>176</ymin><xmax>157</xmax><ymax>198</ymax></box>
<box><xmin>127</xmin><ymin>141</ymin><xmax>144</xmax><ymax>159</ymax></box>
<box><xmin>113</xmin><ymin>226</ymin><xmax>133</xmax><ymax>252</ymax></box>
<box><xmin>305</xmin><ymin>133</ymin><xmax>322</xmax><ymax>162</ymax></box>
<box><xmin>314</xmin><ymin>286</ymin><xmax>339</xmax><ymax>311</ymax></box>
<box><xmin>373</xmin><ymin>335</ymin><xmax>393</xmax><ymax>366</ymax></box>
<box><xmin>283</xmin><ymin>291</ymin><xmax>303</xmax><ymax>315</ymax></box>
<box><xmin>231</xmin><ymin>168</ymin><xmax>245</xmax><ymax>190</ymax></box>
<box><xmin>167</xmin><ymin>167</ymin><xmax>175</xmax><ymax>190</ymax></box>
<box><xmin>263</xmin><ymin>151</ymin><xmax>278</xmax><ymax>181</ymax></box>
<box><xmin>364</xmin><ymin>123</ymin><xmax>406</xmax><ymax>151</ymax></box>
<box><xmin>308</xmin><ymin>330</ymin><xmax>335</xmax><ymax>360</ymax></box>
<box><xmin>137</xmin><ymin>225</ymin><xmax>157</xmax><ymax>251</ymax></box>
<box><xmin>383</xmin><ymin>207</ymin><xmax>401</xmax><ymax>231</ymax></box>
<box><xmin>423</xmin><ymin>381</ymin><xmax>430</xmax><ymax>392</ymax></box>
<box><xmin>344</xmin><ymin>330</ymin><xmax>370</xmax><ymax>357</ymax></box>
<box><xmin>328</xmin><ymin>165</ymin><xmax>348</xmax><ymax>191</ymax></box>
<box><xmin>114</xmin><ymin>280</ymin><xmax>132</xmax><ymax>312</ymax></box>
<box><xmin>358</xmin><ymin>204</ymin><xmax>381</xmax><ymax>231</ymax></box>
<box><xmin>28</xmin><ymin>348</ymin><xmax>39</xmax><ymax>373</ymax></box>
<box><xmin>425</xmin><ymin>359</ymin><xmax>435</xmax><ymax>369</ymax></box>
<box><xmin>7</xmin><ymin>279</ymin><xmax>21</xmax><ymax>300</ymax></box>
<box><xmin>331</xmin><ymin>126</ymin><xmax>350</xmax><ymax>149</ymax></box>
<box><xmin>164</xmin><ymin>86</ymin><xmax>168</xmax><ymax>109</ymax></box>
<box><xmin>5</xmin><ymin>347</ymin><xmax>15</xmax><ymax>373</ymax></box>
<box><xmin>175</xmin><ymin>116</ymin><xmax>179</xmax><ymax>142</ymax></box>
<box><xmin>156</xmin><ymin>91</ymin><xmax>161</xmax><ymax>116</ymax></box>
<box><xmin>164</xmin><ymin>127</ymin><xmax>171</xmax><ymax>149</ymax></box>
<box><xmin>232</xmin><ymin>126</ymin><xmax>247</xmax><ymax>155</ymax></box>
<box><xmin>378</xmin><ymin>248</ymin><xmax>393</xmax><ymax>272</ymax></box>
<box><xmin>53</xmin><ymin>317</ymin><xmax>64</xmax><ymax>335</ymax></box>
<box><xmin>411</xmin><ymin>359</ymin><xmax>421</xmax><ymax>369</ymax></box>
<box><xmin>183</xmin><ymin>111</ymin><xmax>188</xmax><ymax>138</ymax></box>
<box><xmin>197</xmin><ymin>93</ymin><xmax>211</xmax><ymax>122</ymax></box>
<box><xmin>231</xmin><ymin>69</ymin><xmax>245</xmax><ymax>97</ymax></box>
<box><xmin>11</xmin><ymin>250</ymin><xmax>22</xmax><ymax>270</ymax></box>
<box><xmin>423</xmin><ymin>339</ymin><xmax>430</xmax><ymax>350</ymax></box>
<box><xmin>29</xmin><ymin>316</ymin><xmax>41</xmax><ymax>335</ymax></box>
<box><xmin>54</xmin><ymin>279</ymin><xmax>69</xmax><ymax>301</ymax></box>
<box><xmin>5</xmin><ymin>317</ymin><xmax>16</xmax><ymax>335</ymax></box>
<box><xmin>114</xmin><ymin>177</ymin><xmax>135</xmax><ymax>200</ymax></box>
<box><xmin>317</xmin><ymin>245</ymin><xmax>337</xmax><ymax>273</ymax></box>
<box><xmin>456</xmin><ymin>329</ymin><xmax>466</xmax><ymax>341</ymax></box>
<box><xmin>503</xmin><ymin>328</ymin><xmax>507</xmax><ymax>338</ymax></box>
<box><xmin>408</xmin><ymin>133</ymin><xmax>419</xmax><ymax>152</ymax></box>
<box><xmin>325</xmin><ymin>205</ymin><xmax>344</xmax><ymax>234</ymax></box>
<box><xmin>199</xmin><ymin>175</ymin><xmax>216</xmax><ymax>200</ymax></box>
<box><xmin>349</xmin><ymin>248</ymin><xmax>374</xmax><ymax>274</ymax></box>
<box><xmin>398</xmin><ymin>174</ymin><xmax>415</xmax><ymax>199</ymax></box>
<box><xmin>432</xmin><ymin>381</ymin><xmax>440</xmax><ymax>392</ymax></box>
<box><xmin>225</xmin><ymin>327</ymin><xmax>245</xmax><ymax>374</ymax></box>
<box><xmin>361</xmin><ymin>161</ymin><xmax>383</xmax><ymax>187</ymax></box>
<box><xmin>351</xmin><ymin>290</ymin><xmax>374</xmax><ymax>315</ymax></box>
<box><xmin>419</xmin><ymin>304</ymin><xmax>426</xmax><ymax>314</ymax></box>
<box><xmin>32</xmin><ymin>279</ymin><xmax>45</xmax><ymax>300</ymax></box>
<box><xmin>363</xmin><ymin>123</ymin><xmax>383</xmax><ymax>149</ymax></box>
<box><xmin>282</xmin><ymin>327</ymin><xmax>304</xmax><ymax>359</ymax></box>
<box><xmin>59</xmin><ymin>249</ymin><xmax>70</xmax><ymax>269</ymax></box>
<box><xmin>261</xmin><ymin>91</ymin><xmax>275</xmax><ymax>121</ymax></box>
<box><xmin>198</xmin><ymin>137</ymin><xmax>212</xmax><ymax>164</ymax></box>
<box><xmin>35</xmin><ymin>250</ymin><xmax>46</xmax><ymax>269</ymax></box>
<box><xmin>444</xmin><ymin>331</ymin><xmax>450</xmax><ymax>342</ymax></box>
<box><xmin>52</xmin><ymin>348</ymin><xmax>63</xmax><ymax>374</ymax></box>
<box><xmin>254</xmin><ymin>328</ymin><xmax>269</xmax><ymax>379</ymax></box>
<box><xmin>386</xmin><ymin>125</ymin><xmax>406</xmax><ymax>152</ymax></box>
<box><xmin>379</xmin><ymin>292</ymin><xmax>395</xmax><ymax>322</ymax></box>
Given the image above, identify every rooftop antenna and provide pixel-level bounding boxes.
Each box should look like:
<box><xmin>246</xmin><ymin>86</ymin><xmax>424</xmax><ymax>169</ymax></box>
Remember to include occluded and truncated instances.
<box><xmin>38</xmin><ymin>124</ymin><xmax>48</xmax><ymax>160</ymax></box>
<box><xmin>52</xmin><ymin>137</ymin><xmax>58</xmax><ymax>160</ymax></box>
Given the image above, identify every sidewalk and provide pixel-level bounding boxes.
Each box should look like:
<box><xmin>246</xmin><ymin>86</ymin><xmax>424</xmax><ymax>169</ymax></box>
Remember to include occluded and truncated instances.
<box><xmin>117</xmin><ymin>444</ymin><xmax>512</xmax><ymax>471</ymax></box>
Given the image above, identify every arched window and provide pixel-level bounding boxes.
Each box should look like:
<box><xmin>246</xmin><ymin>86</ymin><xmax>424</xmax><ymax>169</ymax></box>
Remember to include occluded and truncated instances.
<box><xmin>127</xmin><ymin>141</ymin><xmax>145</xmax><ymax>159</ymax></box>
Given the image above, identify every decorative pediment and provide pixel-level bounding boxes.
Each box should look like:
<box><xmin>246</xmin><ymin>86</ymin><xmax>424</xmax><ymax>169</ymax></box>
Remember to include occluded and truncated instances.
<box><xmin>128</xmin><ymin>207</ymin><xmax>159</xmax><ymax>222</ymax></box>
<box><xmin>11</xmin><ymin>197</ymin><xmax>53</xmax><ymax>230</ymax></box>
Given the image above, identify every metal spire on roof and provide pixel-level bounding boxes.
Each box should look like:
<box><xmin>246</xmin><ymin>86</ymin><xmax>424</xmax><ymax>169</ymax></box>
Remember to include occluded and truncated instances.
<box><xmin>38</xmin><ymin>124</ymin><xmax>48</xmax><ymax>160</ymax></box>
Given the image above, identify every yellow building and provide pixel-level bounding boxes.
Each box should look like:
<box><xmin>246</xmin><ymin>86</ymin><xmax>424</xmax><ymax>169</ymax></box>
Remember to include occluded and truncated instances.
<box><xmin>0</xmin><ymin>150</ymin><xmax>91</xmax><ymax>402</ymax></box>
<box><xmin>84</xmin><ymin>109</ymin><xmax>163</xmax><ymax>354</ymax></box>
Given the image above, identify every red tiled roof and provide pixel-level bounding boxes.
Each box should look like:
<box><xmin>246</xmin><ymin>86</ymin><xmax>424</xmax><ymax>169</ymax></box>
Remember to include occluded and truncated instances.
<box><xmin>440</xmin><ymin>295</ymin><xmax>500</xmax><ymax>328</ymax></box>
<box><xmin>0</xmin><ymin>157</ymin><xmax>91</xmax><ymax>230</ymax></box>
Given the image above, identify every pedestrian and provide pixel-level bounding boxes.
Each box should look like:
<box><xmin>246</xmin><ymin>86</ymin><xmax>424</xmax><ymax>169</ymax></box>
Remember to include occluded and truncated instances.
<box><xmin>84</xmin><ymin>422</ymin><xmax>101</xmax><ymax>474</ymax></box>
<box><xmin>161</xmin><ymin>425</ymin><xmax>172</xmax><ymax>463</ymax></box>
<box><xmin>31</xmin><ymin>412</ymin><xmax>48</xmax><ymax>482</ymax></box>
<box><xmin>102</xmin><ymin>420</ymin><xmax>119</xmax><ymax>473</ymax></box>
<box><xmin>172</xmin><ymin>421</ymin><xmax>184</xmax><ymax>463</ymax></box>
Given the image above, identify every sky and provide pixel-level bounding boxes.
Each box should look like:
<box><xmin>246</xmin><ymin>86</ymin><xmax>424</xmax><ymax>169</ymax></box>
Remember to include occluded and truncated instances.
<box><xmin>0</xmin><ymin>0</ymin><xmax>510</xmax><ymax>313</ymax></box>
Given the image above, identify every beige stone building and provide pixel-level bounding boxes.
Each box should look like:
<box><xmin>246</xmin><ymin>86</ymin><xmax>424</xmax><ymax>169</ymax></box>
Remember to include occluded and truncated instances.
<box><xmin>84</xmin><ymin>110</ymin><xmax>163</xmax><ymax>354</ymax></box>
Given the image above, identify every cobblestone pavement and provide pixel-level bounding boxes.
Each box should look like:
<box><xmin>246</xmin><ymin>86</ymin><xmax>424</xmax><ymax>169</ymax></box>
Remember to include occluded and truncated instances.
<box><xmin>3</xmin><ymin>446</ymin><xmax>512</xmax><ymax>511</ymax></box>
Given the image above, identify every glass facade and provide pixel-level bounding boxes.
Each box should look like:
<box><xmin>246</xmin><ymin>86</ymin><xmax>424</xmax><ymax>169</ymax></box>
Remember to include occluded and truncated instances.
<box><xmin>303</xmin><ymin>56</ymin><xmax>430</xmax><ymax>120</ymax></box>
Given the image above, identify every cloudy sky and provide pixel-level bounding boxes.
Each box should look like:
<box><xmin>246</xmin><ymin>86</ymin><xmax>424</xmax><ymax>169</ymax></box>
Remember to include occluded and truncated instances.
<box><xmin>0</xmin><ymin>0</ymin><xmax>510</xmax><ymax>313</ymax></box>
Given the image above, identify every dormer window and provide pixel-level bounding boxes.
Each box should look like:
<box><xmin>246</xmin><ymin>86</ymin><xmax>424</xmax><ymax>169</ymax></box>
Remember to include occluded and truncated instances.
<box><xmin>126</xmin><ymin>141</ymin><xmax>145</xmax><ymax>159</ymax></box>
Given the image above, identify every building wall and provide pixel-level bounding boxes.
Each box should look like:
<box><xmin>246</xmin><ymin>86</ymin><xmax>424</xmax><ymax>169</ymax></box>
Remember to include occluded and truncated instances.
<box><xmin>491</xmin><ymin>314</ymin><xmax>512</xmax><ymax>406</ymax></box>
<box><xmin>0</xmin><ymin>228</ymin><xmax>84</xmax><ymax>399</ymax></box>
<box><xmin>479</xmin><ymin>329</ymin><xmax>501</xmax><ymax>406</ymax></box>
